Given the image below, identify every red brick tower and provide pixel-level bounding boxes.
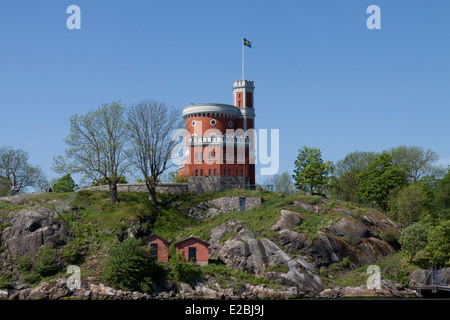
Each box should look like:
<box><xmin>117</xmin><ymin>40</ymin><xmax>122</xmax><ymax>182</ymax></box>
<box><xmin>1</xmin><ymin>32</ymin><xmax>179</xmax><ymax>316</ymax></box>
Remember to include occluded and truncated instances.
<box><xmin>178</xmin><ymin>80</ymin><xmax>256</xmax><ymax>192</ymax></box>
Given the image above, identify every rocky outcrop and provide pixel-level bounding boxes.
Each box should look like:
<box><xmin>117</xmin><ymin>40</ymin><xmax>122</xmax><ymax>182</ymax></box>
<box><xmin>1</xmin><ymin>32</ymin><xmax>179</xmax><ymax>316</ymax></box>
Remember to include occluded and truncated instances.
<box><xmin>206</xmin><ymin>200</ymin><xmax>401</xmax><ymax>296</ymax></box>
<box><xmin>270</xmin><ymin>209</ymin><xmax>305</xmax><ymax>231</ymax></box>
<box><xmin>326</xmin><ymin>218</ymin><xmax>371</xmax><ymax>244</ymax></box>
<box><xmin>0</xmin><ymin>206</ymin><xmax>72</xmax><ymax>269</ymax></box>
<box><xmin>209</xmin><ymin>220</ymin><xmax>323</xmax><ymax>295</ymax></box>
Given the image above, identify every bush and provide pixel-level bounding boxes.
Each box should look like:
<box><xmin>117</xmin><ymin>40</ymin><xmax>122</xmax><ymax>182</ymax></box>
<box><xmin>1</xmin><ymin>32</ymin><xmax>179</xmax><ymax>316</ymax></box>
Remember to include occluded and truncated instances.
<box><xmin>0</xmin><ymin>273</ymin><xmax>12</xmax><ymax>289</ymax></box>
<box><xmin>61</xmin><ymin>241</ymin><xmax>83</xmax><ymax>264</ymax></box>
<box><xmin>168</xmin><ymin>251</ymin><xmax>201</xmax><ymax>285</ymax></box>
<box><xmin>399</xmin><ymin>222</ymin><xmax>428</xmax><ymax>263</ymax></box>
<box><xmin>16</xmin><ymin>256</ymin><xmax>33</xmax><ymax>273</ymax></box>
<box><xmin>103</xmin><ymin>237</ymin><xmax>157</xmax><ymax>292</ymax></box>
<box><xmin>34</xmin><ymin>245</ymin><xmax>57</xmax><ymax>276</ymax></box>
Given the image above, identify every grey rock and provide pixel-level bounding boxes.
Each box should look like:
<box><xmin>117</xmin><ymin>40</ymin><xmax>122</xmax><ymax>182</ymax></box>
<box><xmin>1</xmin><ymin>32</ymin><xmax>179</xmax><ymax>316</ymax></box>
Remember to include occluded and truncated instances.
<box><xmin>277</xmin><ymin>229</ymin><xmax>308</xmax><ymax>252</ymax></box>
<box><xmin>326</xmin><ymin>218</ymin><xmax>371</xmax><ymax>244</ymax></box>
<box><xmin>271</xmin><ymin>209</ymin><xmax>305</xmax><ymax>231</ymax></box>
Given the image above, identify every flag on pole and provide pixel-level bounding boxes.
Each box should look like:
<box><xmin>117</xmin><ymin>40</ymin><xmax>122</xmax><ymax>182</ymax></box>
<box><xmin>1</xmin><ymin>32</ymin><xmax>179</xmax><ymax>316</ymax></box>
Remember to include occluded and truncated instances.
<box><xmin>243</xmin><ymin>38</ymin><xmax>252</xmax><ymax>48</ymax></box>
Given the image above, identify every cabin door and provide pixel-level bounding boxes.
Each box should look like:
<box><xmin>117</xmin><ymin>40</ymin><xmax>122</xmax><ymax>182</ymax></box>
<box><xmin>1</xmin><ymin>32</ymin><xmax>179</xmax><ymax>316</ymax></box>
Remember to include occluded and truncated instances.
<box><xmin>150</xmin><ymin>243</ymin><xmax>158</xmax><ymax>260</ymax></box>
<box><xmin>188</xmin><ymin>247</ymin><xmax>197</xmax><ymax>262</ymax></box>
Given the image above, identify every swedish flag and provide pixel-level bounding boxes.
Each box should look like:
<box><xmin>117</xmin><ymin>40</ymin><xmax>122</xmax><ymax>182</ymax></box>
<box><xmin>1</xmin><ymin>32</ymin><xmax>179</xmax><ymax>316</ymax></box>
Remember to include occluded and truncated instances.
<box><xmin>243</xmin><ymin>38</ymin><xmax>252</xmax><ymax>48</ymax></box>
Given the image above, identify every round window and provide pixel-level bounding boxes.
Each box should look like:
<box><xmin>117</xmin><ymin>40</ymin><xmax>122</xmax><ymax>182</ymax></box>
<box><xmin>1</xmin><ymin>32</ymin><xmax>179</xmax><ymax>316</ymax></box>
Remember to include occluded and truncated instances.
<box><xmin>210</xmin><ymin>119</ymin><xmax>217</xmax><ymax>126</ymax></box>
<box><xmin>192</xmin><ymin>120</ymin><xmax>197</xmax><ymax>127</ymax></box>
<box><xmin>228</xmin><ymin>121</ymin><xmax>233</xmax><ymax>127</ymax></box>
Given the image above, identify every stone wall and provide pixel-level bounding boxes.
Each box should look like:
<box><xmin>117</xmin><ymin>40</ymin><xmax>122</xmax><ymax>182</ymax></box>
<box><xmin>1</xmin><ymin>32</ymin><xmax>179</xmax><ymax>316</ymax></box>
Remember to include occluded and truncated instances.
<box><xmin>82</xmin><ymin>183</ymin><xmax>189</xmax><ymax>194</ymax></box>
<box><xmin>188</xmin><ymin>176</ymin><xmax>251</xmax><ymax>194</ymax></box>
<box><xmin>81</xmin><ymin>177</ymin><xmax>254</xmax><ymax>195</ymax></box>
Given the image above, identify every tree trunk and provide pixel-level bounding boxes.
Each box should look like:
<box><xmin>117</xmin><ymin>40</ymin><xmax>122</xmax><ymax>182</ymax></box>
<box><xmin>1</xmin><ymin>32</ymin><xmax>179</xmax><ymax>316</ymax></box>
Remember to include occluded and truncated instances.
<box><xmin>149</xmin><ymin>186</ymin><xmax>158</xmax><ymax>209</ymax></box>
<box><xmin>109</xmin><ymin>182</ymin><xmax>119</xmax><ymax>204</ymax></box>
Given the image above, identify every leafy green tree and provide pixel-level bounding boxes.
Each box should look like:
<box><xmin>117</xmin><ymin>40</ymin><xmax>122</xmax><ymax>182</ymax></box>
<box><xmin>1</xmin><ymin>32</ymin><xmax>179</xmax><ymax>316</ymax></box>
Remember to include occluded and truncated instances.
<box><xmin>387</xmin><ymin>145</ymin><xmax>445</xmax><ymax>183</ymax></box>
<box><xmin>53</xmin><ymin>101</ymin><xmax>131</xmax><ymax>204</ymax></box>
<box><xmin>356</xmin><ymin>152</ymin><xmax>407</xmax><ymax>211</ymax></box>
<box><xmin>331</xmin><ymin>151</ymin><xmax>379</xmax><ymax>200</ymax></box>
<box><xmin>388</xmin><ymin>183</ymin><xmax>428</xmax><ymax>228</ymax></box>
<box><xmin>293</xmin><ymin>146</ymin><xmax>332</xmax><ymax>194</ymax></box>
<box><xmin>425</xmin><ymin>220</ymin><xmax>450</xmax><ymax>266</ymax></box>
<box><xmin>433</xmin><ymin>169</ymin><xmax>450</xmax><ymax>221</ymax></box>
<box><xmin>52</xmin><ymin>174</ymin><xmax>78</xmax><ymax>193</ymax></box>
<box><xmin>399</xmin><ymin>222</ymin><xmax>428</xmax><ymax>262</ymax></box>
<box><xmin>103</xmin><ymin>237</ymin><xmax>158</xmax><ymax>292</ymax></box>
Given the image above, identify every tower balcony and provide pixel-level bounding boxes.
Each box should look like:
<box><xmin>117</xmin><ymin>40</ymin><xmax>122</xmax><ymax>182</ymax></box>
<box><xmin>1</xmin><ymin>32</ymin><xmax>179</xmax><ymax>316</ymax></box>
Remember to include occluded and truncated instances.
<box><xmin>187</xmin><ymin>135</ymin><xmax>249</xmax><ymax>147</ymax></box>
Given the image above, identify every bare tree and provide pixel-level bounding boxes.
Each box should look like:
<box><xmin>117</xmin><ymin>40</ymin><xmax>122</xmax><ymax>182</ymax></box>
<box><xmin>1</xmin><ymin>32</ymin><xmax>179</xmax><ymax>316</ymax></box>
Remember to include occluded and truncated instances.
<box><xmin>0</xmin><ymin>146</ymin><xmax>47</xmax><ymax>196</ymax></box>
<box><xmin>127</xmin><ymin>100</ymin><xmax>184</xmax><ymax>208</ymax></box>
<box><xmin>53</xmin><ymin>101</ymin><xmax>131</xmax><ymax>204</ymax></box>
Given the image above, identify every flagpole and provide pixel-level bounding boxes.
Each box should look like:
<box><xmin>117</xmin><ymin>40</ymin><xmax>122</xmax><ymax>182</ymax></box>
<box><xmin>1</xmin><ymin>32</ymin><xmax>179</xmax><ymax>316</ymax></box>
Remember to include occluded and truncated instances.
<box><xmin>242</xmin><ymin>36</ymin><xmax>244</xmax><ymax>80</ymax></box>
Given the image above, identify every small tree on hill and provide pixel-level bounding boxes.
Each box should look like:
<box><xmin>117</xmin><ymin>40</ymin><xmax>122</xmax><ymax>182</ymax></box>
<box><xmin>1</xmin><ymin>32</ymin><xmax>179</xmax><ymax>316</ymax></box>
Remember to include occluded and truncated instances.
<box><xmin>127</xmin><ymin>100</ymin><xmax>184</xmax><ymax>209</ymax></box>
<box><xmin>388</xmin><ymin>183</ymin><xmax>428</xmax><ymax>228</ymax></box>
<box><xmin>53</xmin><ymin>101</ymin><xmax>131</xmax><ymax>204</ymax></box>
<box><xmin>52</xmin><ymin>174</ymin><xmax>78</xmax><ymax>193</ymax></box>
<box><xmin>293</xmin><ymin>146</ymin><xmax>332</xmax><ymax>195</ymax></box>
<box><xmin>357</xmin><ymin>152</ymin><xmax>407</xmax><ymax>211</ymax></box>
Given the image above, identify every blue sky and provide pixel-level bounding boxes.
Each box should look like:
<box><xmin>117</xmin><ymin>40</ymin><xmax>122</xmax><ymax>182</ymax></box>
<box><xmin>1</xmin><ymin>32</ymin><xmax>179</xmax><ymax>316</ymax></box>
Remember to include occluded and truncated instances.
<box><xmin>1</xmin><ymin>0</ymin><xmax>449</xmax><ymax>186</ymax></box>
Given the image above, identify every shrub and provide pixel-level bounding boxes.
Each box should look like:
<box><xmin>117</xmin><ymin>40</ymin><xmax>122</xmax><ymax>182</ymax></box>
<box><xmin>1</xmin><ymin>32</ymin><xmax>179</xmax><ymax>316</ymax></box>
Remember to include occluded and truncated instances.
<box><xmin>168</xmin><ymin>251</ymin><xmax>201</xmax><ymax>284</ymax></box>
<box><xmin>0</xmin><ymin>273</ymin><xmax>12</xmax><ymax>289</ymax></box>
<box><xmin>103</xmin><ymin>237</ymin><xmax>157</xmax><ymax>292</ymax></box>
<box><xmin>399</xmin><ymin>222</ymin><xmax>428</xmax><ymax>263</ymax></box>
<box><xmin>61</xmin><ymin>241</ymin><xmax>83</xmax><ymax>264</ymax></box>
<box><xmin>425</xmin><ymin>220</ymin><xmax>450</xmax><ymax>266</ymax></box>
<box><xmin>34</xmin><ymin>245</ymin><xmax>57</xmax><ymax>276</ymax></box>
<box><xmin>16</xmin><ymin>256</ymin><xmax>33</xmax><ymax>273</ymax></box>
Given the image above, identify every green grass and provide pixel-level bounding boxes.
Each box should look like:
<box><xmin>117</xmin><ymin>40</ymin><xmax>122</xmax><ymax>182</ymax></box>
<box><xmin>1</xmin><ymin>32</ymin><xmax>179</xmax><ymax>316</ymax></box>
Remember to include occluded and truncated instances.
<box><xmin>290</xmin><ymin>206</ymin><xmax>342</xmax><ymax>241</ymax></box>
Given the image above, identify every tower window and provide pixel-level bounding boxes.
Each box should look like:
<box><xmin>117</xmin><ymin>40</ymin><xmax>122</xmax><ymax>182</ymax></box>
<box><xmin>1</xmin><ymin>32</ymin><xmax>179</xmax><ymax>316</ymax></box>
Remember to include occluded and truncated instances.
<box><xmin>195</xmin><ymin>170</ymin><xmax>198</xmax><ymax>176</ymax></box>
<box><xmin>210</xmin><ymin>119</ymin><xmax>217</xmax><ymax>126</ymax></box>
<box><xmin>200</xmin><ymin>169</ymin><xmax>203</xmax><ymax>176</ymax></box>
<box><xmin>223</xmin><ymin>169</ymin><xmax>226</xmax><ymax>176</ymax></box>
<box><xmin>209</xmin><ymin>169</ymin><xmax>211</xmax><ymax>176</ymax></box>
<box><xmin>214</xmin><ymin>169</ymin><xmax>217</xmax><ymax>176</ymax></box>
